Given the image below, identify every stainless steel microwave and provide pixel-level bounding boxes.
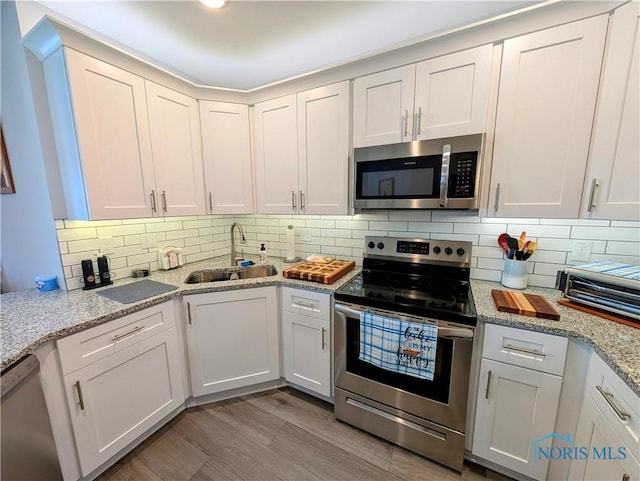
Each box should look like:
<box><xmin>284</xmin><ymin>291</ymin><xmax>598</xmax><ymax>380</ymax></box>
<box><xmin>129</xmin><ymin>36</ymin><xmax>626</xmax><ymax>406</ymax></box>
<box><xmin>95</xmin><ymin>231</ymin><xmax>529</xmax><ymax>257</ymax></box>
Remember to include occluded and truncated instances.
<box><xmin>353</xmin><ymin>134</ymin><xmax>485</xmax><ymax>210</ymax></box>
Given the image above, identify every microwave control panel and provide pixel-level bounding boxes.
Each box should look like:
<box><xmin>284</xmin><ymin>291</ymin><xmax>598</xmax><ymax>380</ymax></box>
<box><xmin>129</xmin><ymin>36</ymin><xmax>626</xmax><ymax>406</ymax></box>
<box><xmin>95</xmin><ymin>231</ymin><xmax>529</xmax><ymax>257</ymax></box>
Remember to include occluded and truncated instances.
<box><xmin>447</xmin><ymin>153</ymin><xmax>477</xmax><ymax>198</ymax></box>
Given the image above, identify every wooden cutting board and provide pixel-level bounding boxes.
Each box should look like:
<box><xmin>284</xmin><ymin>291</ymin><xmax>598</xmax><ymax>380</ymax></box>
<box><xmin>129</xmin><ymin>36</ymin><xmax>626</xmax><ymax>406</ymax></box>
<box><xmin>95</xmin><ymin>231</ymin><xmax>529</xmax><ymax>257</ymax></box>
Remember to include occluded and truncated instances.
<box><xmin>492</xmin><ymin>289</ymin><xmax>561</xmax><ymax>320</ymax></box>
<box><xmin>283</xmin><ymin>260</ymin><xmax>355</xmax><ymax>284</ymax></box>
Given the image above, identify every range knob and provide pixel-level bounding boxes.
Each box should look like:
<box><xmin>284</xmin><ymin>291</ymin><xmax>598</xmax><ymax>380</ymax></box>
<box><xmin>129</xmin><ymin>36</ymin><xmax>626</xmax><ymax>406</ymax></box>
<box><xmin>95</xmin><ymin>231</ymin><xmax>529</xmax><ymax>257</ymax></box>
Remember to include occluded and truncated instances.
<box><xmin>457</xmin><ymin>248</ymin><xmax>466</xmax><ymax>257</ymax></box>
<box><xmin>445</xmin><ymin>247</ymin><xmax>453</xmax><ymax>256</ymax></box>
<box><xmin>433</xmin><ymin>246</ymin><xmax>441</xmax><ymax>254</ymax></box>
<box><xmin>377</xmin><ymin>242</ymin><xmax>385</xmax><ymax>250</ymax></box>
<box><xmin>367</xmin><ymin>241</ymin><xmax>375</xmax><ymax>249</ymax></box>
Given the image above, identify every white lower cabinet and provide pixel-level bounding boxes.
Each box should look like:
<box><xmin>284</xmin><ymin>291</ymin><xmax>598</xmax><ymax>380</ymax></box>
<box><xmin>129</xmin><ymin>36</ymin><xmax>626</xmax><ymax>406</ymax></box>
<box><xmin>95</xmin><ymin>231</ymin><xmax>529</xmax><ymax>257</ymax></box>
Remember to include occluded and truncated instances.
<box><xmin>472</xmin><ymin>324</ymin><xmax>567</xmax><ymax>480</ymax></box>
<box><xmin>183</xmin><ymin>287</ymin><xmax>279</xmax><ymax>397</ymax></box>
<box><xmin>57</xmin><ymin>303</ymin><xmax>184</xmax><ymax>476</ymax></box>
<box><xmin>280</xmin><ymin>287</ymin><xmax>331</xmax><ymax>397</ymax></box>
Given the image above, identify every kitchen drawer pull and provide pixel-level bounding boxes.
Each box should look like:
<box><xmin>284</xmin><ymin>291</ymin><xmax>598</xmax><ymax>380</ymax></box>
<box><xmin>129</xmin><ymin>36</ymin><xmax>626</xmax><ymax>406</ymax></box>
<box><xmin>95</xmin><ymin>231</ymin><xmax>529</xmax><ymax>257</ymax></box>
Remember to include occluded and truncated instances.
<box><xmin>294</xmin><ymin>301</ymin><xmax>317</xmax><ymax>310</ymax></box>
<box><xmin>161</xmin><ymin>190</ymin><xmax>167</xmax><ymax>213</ymax></box>
<box><xmin>300</xmin><ymin>190</ymin><xmax>305</xmax><ymax>211</ymax></box>
<box><xmin>502</xmin><ymin>343</ymin><xmax>546</xmax><ymax>357</ymax></box>
<box><xmin>187</xmin><ymin>302</ymin><xmax>192</xmax><ymax>325</ymax></box>
<box><xmin>150</xmin><ymin>190</ymin><xmax>157</xmax><ymax>213</ymax></box>
<box><xmin>403</xmin><ymin>109</ymin><xmax>409</xmax><ymax>137</ymax></box>
<box><xmin>596</xmin><ymin>385</ymin><xmax>631</xmax><ymax>421</ymax></box>
<box><xmin>292</xmin><ymin>190</ymin><xmax>296</xmax><ymax>211</ymax></box>
<box><xmin>485</xmin><ymin>370</ymin><xmax>492</xmax><ymax>399</ymax></box>
<box><xmin>75</xmin><ymin>381</ymin><xmax>85</xmax><ymax>411</ymax></box>
<box><xmin>587</xmin><ymin>178</ymin><xmax>599</xmax><ymax>213</ymax></box>
<box><xmin>321</xmin><ymin>327</ymin><xmax>326</xmax><ymax>350</ymax></box>
<box><xmin>112</xmin><ymin>325</ymin><xmax>145</xmax><ymax>342</ymax></box>
<box><xmin>494</xmin><ymin>183</ymin><xmax>501</xmax><ymax>212</ymax></box>
<box><xmin>209</xmin><ymin>192</ymin><xmax>213</xmax><ymax>213</ymax></box>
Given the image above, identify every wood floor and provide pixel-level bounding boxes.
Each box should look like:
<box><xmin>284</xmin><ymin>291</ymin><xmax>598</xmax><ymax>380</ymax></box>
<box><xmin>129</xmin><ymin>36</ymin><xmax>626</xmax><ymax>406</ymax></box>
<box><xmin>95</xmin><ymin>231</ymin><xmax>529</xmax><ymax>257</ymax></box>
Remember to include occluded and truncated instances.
<box><xmin>98</xmin><ymin>387</ymin><xmax>513</xmax><ymax>481</ymax></box>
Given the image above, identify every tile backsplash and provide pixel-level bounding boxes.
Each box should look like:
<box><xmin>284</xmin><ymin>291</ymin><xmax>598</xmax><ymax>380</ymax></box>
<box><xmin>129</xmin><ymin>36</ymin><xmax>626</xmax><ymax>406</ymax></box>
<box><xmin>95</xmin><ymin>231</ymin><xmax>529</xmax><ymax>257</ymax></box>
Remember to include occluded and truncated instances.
<box><xmin>55</xmin><ymin>212</ymin><xmax>640</xmax><ymax>291</ymax></box>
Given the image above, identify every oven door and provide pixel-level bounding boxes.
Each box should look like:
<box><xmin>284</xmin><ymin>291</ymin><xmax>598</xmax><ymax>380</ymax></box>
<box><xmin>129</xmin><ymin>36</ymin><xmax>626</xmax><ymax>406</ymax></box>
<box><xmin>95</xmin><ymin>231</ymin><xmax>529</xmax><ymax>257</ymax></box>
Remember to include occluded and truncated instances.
<box><xmin>334</xmin><ymin>302</ymin><xmax>474</xmax><ymax>433</ymax></box>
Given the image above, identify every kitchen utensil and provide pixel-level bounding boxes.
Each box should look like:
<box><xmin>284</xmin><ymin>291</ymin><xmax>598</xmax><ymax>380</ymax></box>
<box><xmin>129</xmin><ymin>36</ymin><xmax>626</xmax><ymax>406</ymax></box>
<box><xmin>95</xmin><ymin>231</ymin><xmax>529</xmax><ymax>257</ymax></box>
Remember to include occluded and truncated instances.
<box><xmin>492</xmin><ymin>289</ymin><xmax>560</xmax><ymax>320</ymax></box>
<box><xmin>97</xmin><ymin>255</ymin><xmax>114</xmax><ymax>286</ymax></box>
<box><xmin>81</xmin><ymin>259</ymin><xmax>97</xmax><ymax>290</ymax></box>
<box><xmin>282</xmin><ymin>259</ymin><xmax>355</xmax><ymax>284</ymax></box>
<box><xmin>497</xmin><ymin>233</ymin><xmax>510</xmax><ymax>255</ymax></box>
<box><xmin>522</xmin><ymin>241</ymin><xmax>537</xmax><ymax>260</ymax></box>
<box><xmin>506</xmin><ymin>236</ymin><xmax>519</xmax><ymax>259</ymax></box>
<box><xmin>518</xmin><ymin>231</ymin><xmax>527</xmax><ymax>250</ymax></box>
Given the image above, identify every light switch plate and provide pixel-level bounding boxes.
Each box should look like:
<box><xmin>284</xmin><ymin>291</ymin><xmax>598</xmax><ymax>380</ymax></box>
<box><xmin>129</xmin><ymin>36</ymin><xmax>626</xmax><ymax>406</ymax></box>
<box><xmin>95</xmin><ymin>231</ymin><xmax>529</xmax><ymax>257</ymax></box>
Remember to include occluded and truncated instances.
<box><xmin>98</xmin><ymin>237</ymin><xmax>115</xmax><ymax>254</ymax></box>
<box><xmin>141</xmin><ymin>233</ymin><xmax>157</xmax><ymax>249</ymax></box>
<box><xmin>300</xmin><ymin>229</ymin><xmax>312</xmax><ymax>242</ymax></box>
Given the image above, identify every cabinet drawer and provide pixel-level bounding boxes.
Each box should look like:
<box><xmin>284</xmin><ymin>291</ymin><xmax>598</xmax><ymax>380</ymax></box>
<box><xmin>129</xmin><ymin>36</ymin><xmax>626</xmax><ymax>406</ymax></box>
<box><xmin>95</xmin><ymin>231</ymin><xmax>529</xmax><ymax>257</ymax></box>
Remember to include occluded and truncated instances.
<box><xmin>281</xmin><ymin>287</ymin><xmax>330</xmax><ymax>320</ymax></box>
<box><xmin>482</xmin><ymin>324</ymin><xmax>568</xmax><ymax>375</ymax></box>
<box><xmin>586</xmin><ymin>352</ymin><xmax>640</xmax><ymax>459</ymax></box>
<box><xmin>57</xmin><ymin>302</ymin><xmax>176</xmax><ymax>375</ymax></box>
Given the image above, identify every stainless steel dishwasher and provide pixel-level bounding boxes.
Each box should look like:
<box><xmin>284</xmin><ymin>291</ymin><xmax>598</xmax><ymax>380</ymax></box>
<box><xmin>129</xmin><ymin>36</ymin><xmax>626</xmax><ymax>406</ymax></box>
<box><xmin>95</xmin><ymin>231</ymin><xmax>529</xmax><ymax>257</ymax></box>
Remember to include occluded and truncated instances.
<box><xmin>1</xmin><ymin>354</ymin><xmax>63</xmax><ymax>480</ymax></box>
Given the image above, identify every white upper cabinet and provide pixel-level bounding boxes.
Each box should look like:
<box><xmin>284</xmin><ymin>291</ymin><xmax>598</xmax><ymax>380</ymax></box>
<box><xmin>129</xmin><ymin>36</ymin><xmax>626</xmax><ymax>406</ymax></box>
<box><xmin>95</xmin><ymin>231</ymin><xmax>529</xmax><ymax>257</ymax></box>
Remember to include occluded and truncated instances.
<box><xmin>297</xmin><ymin>82</ymin><xmax>350</xmax><ymax>215</ymax></box>
<box><xmin>353</xmin><ymin>45</ymin><xmax>493</xmax><ymax>147</ymax></box>
<box><xmin>254</xmin><ymin>82</ymin><xmax>350</xmax><ymax>215</ymax></box>
<box><xmin>199</xmin><ymin>101</ymin><xmax>254</xmax><ymax>214</ymax></box>
<box><xmin>414</xmin><ymin>45</ymin><xmax>493</xmax><ymax>140</ymax></box>
<box><xmin>253</xmin><ymin>94</ymin><xmax>299</xmax><ymax>214</ymax></box>
<box><xmin>53</xmin><ymin>48</ymin><xmax>156</xmax><ymax>219</ymax></box>
<box><xmin>353</xmin><ymin>65</ymin><xmax>416</xmax><ymax>147</ymax></box>
<box><xmin>489</xmin><ymin>16</ymin><xmax>608</xmax><ymax>218</ymax></box>
<box><xmin>582</xmin><ymin>3</ymin><xmax>640</xmax><ymax>221</ymax></box>
<box><xmin>146</xmin><ymin>81</ymin><xmax>206</xmax><ymax>216</ymax></box>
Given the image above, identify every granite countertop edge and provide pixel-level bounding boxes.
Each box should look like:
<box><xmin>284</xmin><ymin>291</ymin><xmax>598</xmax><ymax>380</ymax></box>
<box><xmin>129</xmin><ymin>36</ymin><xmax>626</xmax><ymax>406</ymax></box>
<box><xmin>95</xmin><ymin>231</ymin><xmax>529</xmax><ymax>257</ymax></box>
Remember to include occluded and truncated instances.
<box><xmin>2</xmin><ymin>261</ymin><xmax>638</xmax><ymax>397</ymax></box>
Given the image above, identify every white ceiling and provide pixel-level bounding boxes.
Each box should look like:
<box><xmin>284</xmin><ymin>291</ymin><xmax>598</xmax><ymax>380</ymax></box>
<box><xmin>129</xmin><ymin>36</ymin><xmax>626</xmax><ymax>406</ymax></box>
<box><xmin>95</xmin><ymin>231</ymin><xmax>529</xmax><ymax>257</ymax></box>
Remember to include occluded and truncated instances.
<box><xmin>28</xmin><ymin>0</ymin><xmax>543</xmax><ymax>90</ymax></box>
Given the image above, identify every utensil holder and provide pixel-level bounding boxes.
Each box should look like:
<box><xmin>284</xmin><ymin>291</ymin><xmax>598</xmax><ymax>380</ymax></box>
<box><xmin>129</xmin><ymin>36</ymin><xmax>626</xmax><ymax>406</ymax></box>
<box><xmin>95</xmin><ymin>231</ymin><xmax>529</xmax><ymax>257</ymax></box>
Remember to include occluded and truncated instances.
<box><xmin>501</xmin><ymin>259</ymin><xmax>528</xmax><ymax>289</ymax></box>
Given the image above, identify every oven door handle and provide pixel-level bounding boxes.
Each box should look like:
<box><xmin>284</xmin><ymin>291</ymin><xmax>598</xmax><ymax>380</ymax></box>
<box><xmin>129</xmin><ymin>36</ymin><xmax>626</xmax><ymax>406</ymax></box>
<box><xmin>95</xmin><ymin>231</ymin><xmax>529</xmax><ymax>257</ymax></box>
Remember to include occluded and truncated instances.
<box><xmin>334</xmin><ymin>304</ymin><xmax>474</xmax><ymax>339</ymax></box>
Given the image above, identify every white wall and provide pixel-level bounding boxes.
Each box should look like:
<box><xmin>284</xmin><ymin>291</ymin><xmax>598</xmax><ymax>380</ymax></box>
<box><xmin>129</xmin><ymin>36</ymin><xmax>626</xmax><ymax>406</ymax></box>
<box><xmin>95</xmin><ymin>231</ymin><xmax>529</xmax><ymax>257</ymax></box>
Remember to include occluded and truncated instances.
<box><xmin>0</xmin><ymin>0</ymin><xmax>64</xmax><ymax>292</ymax></box>
<box><xmin>55</xmin><ymin>212</ymin><xmax>640</xmax><ymax>291</ymax></box>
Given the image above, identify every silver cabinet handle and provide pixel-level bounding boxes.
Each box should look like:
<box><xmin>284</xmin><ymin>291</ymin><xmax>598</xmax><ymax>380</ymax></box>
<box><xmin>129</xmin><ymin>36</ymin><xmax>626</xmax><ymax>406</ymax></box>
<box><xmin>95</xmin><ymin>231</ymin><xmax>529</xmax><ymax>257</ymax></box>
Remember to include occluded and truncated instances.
<box><xmin>161</xmin><ymin>190</ymin><xmax>167</xmax><ymax>213</ymax></box>
<box><xmin>321</xmin><ymin>327</ymin><xmax>326</xmax><ymax>350</ymax></box>
<box><xmin>75</xmin><ymin>381</ymin><xmax>85</xmax><ymax>411</ymax></box>
<box><xmin>485</xmin><ymin>370</ymin><xmax>492</xmax><ymax>399</ymax></box>
<box><xmin>112</xmin><ymin>325</ymin><xmax>145</xmax><ymax>342</ymax></box>
<box><xmin>187</xmin><ymin>302</ymin><xmax>192</xmax><ymax>325</ymax></box>
<box><xmin>403</xmin><ymin>109</ymin><xmax>409</xmax><ymax>137</ymax></box>
<box><xmin>502</xmin><ymin>343</ymin><xmax>547</xmax><ymax>357</ymax></box>
<box><xmin>209</xmin><ymin>192</ymin><xmax>213</xmax><ymax>213</ymax></box>
<box><xmin>294</xmin><ymin>301</ymin><xmax>317</xmax><ymax>310</ymax></box>
<box><xmin>300</xmin><ymin>190</ymin><xmax>305</xmax><ymax>211</ymax></box>
<box><xmin>494</xmin><ymin>183</ymin><xmax>501</xmax><ymax>212</ymax></box>
<box><xmin>291</xmin><ymin>190</ymin><xmax>297</xmax><ymax>211</ymax></box>
<box><xmin>416</xmin><ymin>106</ymin><xmax>422</xmax><ymax>137</ymax></box>
<box><xmin>596</xmin><ymin>385</ymin><xmax>631</xmax><ymax>421</ymax></box>
<box><xmin>150</xmin><ymin>190</ymin><xmax>157</xmax><ymax>213</ymax></box>
<box><xmin>587</xmin><ymin>178</ymin><xmax>599</xmax><ymax>213</ymax></box>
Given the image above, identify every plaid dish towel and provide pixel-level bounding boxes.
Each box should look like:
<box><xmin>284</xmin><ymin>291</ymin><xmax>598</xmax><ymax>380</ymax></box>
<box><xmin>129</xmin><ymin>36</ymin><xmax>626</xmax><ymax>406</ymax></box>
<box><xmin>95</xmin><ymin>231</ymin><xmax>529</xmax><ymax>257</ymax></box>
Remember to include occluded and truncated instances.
<box><xmin>359</xmin><ymin>311</ymin><xmax>437</xmax><ymax>381</ymax></box>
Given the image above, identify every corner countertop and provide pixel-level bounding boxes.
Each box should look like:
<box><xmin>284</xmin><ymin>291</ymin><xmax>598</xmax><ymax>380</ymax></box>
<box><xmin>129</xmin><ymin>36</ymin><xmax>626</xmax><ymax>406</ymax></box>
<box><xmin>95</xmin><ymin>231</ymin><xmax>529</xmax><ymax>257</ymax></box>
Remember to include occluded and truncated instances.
<box><xmin>2</xmin><ymin>260</ymin><xmax>638</xmax><ymax>396</ymax></box>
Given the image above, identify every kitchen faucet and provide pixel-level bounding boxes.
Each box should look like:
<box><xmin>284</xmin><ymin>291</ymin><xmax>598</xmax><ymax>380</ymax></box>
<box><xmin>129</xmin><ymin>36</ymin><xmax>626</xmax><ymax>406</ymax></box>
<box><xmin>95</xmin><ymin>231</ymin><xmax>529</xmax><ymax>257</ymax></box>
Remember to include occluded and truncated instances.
<box><xmin>230</xmin><ymin>222</ymin><xmax>246</xmax><ymax>266</ymax></box>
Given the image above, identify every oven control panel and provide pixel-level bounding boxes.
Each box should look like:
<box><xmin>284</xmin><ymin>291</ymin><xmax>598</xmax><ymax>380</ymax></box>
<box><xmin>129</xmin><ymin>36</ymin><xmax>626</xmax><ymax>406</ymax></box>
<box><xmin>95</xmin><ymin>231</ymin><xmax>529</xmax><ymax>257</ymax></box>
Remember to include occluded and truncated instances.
<box><xmin>364</xmin><ymin>236</ymin><xmax>472</xmax><ymax>266</ymax></box>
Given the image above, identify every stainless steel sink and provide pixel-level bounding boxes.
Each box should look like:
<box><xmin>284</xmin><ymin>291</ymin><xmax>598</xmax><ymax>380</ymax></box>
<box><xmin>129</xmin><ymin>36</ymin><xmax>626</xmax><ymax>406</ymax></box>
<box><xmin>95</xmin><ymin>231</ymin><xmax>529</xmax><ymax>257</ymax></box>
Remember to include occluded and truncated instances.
<box><xmin>184</xmin><ymin>265</ymin><xmax>278</xmax><ymax>284</ymax></box>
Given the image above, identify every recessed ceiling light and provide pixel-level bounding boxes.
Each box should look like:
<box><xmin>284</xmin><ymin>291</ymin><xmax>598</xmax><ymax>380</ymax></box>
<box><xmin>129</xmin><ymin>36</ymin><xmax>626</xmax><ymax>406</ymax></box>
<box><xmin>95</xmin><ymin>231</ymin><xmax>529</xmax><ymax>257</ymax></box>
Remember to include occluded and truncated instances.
<box><xmin>200</xmin><ymin>0</ymin><xmax>228</xmax><ymax>8</ymax></box>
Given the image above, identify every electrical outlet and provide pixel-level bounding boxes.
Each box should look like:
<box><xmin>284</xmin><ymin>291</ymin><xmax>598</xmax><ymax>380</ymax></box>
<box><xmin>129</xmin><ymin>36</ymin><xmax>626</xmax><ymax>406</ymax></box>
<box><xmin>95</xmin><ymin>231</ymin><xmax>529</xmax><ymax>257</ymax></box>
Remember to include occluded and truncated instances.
<box><xmin>141</xmin><ymin>233</ymin><xmax>157</xmax><ymax>249</ymax></box>
<box><xmin>570</xmin><ymin>241</ymin><xmax>592</xmax><ymax>262</ymax></box>
<box><xmin>98</xmin><ymin>237</ymin><xmax>115</xmax><ymax>254</ymax></box>
<box><xmin>300</xmin><ymin>229</ymin><xmax>312</xmax><ymax>242</ymax></box>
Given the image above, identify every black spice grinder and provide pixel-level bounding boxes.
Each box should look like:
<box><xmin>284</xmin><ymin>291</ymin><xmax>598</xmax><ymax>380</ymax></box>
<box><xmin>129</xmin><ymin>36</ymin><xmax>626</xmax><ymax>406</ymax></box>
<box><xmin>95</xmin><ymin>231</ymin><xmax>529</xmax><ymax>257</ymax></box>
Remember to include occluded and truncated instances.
<box><xmin>81</xmin><ymin>259</ymin><xmax>97</xmax><ymax>290</ymax></box>
<box><xmin>97</xmin><ymin>255</ymin><xmax>113</xmax><ymax>286</ymax></box>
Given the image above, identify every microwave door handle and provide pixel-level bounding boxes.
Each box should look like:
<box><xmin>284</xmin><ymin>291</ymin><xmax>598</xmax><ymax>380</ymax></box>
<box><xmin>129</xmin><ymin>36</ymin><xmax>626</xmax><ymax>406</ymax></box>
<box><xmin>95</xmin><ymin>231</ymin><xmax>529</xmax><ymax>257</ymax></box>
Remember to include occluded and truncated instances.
<box><xmin>439</xmin><ymin>144</ymin><xmax>451</xmax><ymax>207</ymax></box>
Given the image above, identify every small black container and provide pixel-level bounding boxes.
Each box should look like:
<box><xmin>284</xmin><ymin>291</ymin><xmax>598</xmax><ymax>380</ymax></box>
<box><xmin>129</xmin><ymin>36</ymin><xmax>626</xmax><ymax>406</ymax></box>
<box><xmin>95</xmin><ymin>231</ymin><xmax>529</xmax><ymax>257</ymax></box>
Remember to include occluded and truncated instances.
<box><xmin>97</xmin><ymin>256</ymin><xmax>113</xmax><ymax>287</ymax></box>
<box><xmin>81</xmin><ymin>259</ymin><xmax>97</xmax><ymax>290</ymax></box>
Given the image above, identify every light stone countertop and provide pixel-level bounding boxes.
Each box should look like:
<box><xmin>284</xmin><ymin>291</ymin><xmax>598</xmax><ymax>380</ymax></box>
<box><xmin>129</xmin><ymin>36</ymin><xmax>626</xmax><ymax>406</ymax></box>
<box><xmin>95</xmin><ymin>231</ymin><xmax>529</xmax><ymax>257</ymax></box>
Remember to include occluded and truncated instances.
<box><xmin>2</xmin><ymin>259</ymin><xmax>638</xmax><ymax>396</ymax></box>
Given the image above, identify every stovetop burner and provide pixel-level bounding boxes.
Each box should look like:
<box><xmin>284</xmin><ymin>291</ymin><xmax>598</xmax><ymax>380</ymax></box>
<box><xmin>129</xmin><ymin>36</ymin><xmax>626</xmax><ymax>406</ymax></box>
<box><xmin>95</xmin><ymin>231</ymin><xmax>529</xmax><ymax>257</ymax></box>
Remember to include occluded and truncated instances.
<box><xmin>334</xmin><ymin>236</ymin><xmax>477</xmax><ymax>325</ymax></box>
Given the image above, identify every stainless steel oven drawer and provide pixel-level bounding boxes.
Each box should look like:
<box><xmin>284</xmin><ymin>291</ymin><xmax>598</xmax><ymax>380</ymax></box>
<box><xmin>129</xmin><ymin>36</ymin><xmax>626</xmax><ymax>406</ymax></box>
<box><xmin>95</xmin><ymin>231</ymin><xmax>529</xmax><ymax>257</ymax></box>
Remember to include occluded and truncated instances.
<box><xmin>334</xmin><ymin>387</ymin><xmax>465</xmax><ymax>472</ymax></box>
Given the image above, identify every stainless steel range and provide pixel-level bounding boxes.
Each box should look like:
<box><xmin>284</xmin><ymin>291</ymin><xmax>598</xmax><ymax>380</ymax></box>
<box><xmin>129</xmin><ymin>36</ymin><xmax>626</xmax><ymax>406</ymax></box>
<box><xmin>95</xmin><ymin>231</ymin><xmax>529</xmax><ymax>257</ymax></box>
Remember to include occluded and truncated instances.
<box><xmin>333</xmin><ymin>236</ymin><xmax>477</xmax><ymax>472</ymax></box>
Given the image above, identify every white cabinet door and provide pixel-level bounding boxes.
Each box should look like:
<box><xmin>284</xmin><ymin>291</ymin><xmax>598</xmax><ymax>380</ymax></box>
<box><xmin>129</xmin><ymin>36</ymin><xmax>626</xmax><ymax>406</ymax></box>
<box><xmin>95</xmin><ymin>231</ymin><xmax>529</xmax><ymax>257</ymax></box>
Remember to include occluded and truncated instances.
<box><xmin>199</xmin><ymin>101</ymin><xmax>254</xmax><ymax>214</ymax></box>
<box><xmin>184</xmin><ymin>287</ymin><xmax>279</xmax><ymax>396</ymax></box>
<box><xmin>64</xmin><ymin>327</ymin><xmax>184</xmax><ymax>476</ymax></box>
<box><xmin>61</xmin><ymin>48</ymin><xmax>156</xmax><ymax>219</ymax></box>
<box><xmin>253</xmin><ymin>95</ymin><xmax>299</xmax><ymax>214</ymax></box>
<box><xmin>146</xmin><ymin>81</ymin><xmax>206</xmax><ymax>216</ymax></box>
<box><xmin>281</xmin><ymin>311</ymin><xmax>330</xmax><ymax>397</ymax></box>
<box><xmin>473</xmin><ymin>358</ymin><xmax>563</xmax><ymax>481</ymax></box>
<box><xmin>568</xmin><ymin>394</ymin><xmax>640</xmax><ymax>481</ymax></box>
<box><xmin>583</xmin><ymin>5</ymin><xmax>640</xmax><ymax>221</ymax></box>
<box><xmin>353</xmin><ymin>65</ymin><xmax>416</xmax><ymax>147</ymax></box>
<box><xmin>297</xmin><ymin>82</ymin><xmax>350</xmax><ymax>215</ymax></box>
<box><xmin>414</xmin><ymin>45</ymin><xmax>493</xmax><ymax>140</ymax></box>
<box><xmin>489</xmin><ymin>15</ymin><xmax>608</xmax><ymax>218</ymax></box>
